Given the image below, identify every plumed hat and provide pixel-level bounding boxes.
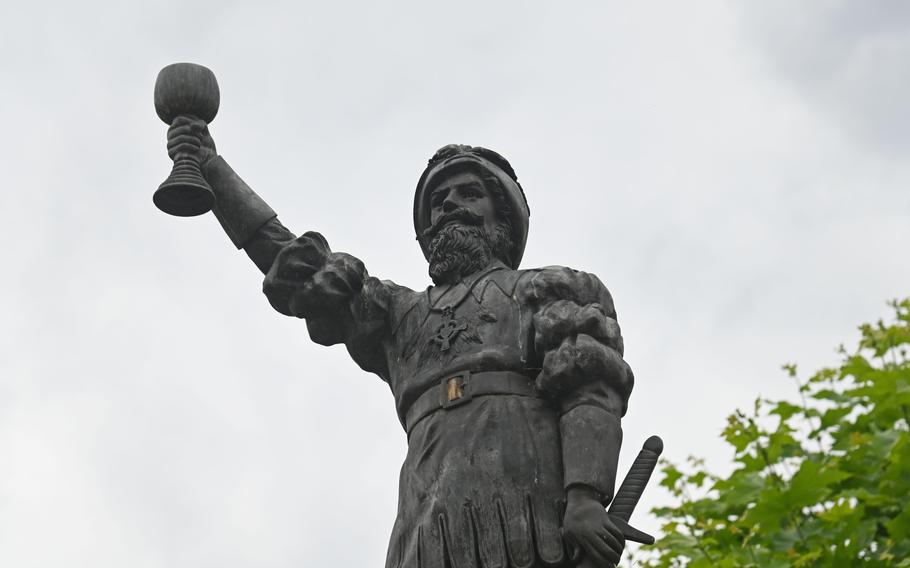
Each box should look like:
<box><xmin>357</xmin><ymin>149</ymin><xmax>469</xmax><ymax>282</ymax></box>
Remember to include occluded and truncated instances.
<box><xmin>413</xmin><ymin>144</ymin><xmax>530</xmax><ymax>269</ymax></box>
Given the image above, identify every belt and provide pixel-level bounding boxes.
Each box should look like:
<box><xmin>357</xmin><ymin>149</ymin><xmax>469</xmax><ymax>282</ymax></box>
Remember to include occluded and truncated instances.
<box><xmin>404</xmin><ymin>370</ymin><xmax>539</xmax><ymax>434</ymax></box>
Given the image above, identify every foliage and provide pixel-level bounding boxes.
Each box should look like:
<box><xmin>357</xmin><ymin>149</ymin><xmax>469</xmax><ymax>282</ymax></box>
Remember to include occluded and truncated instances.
<box><xmin>632</xmin><ymin>299</ymin><xmax>910</xmax><ymax>567</ymax></box>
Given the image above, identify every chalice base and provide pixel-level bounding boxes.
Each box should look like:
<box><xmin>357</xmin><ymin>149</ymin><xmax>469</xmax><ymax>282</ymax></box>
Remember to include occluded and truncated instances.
<box><xmin>154</xmin><ymin>159</ymin><xmax>215</xmax><ymax>217</ymax></box>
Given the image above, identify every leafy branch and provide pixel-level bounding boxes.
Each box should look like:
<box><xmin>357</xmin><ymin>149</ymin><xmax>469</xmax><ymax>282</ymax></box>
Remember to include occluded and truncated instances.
<box><xmin>633</xmin><ymin>299</ymin><xmax>910</xmax><ymax>568</ymax></box>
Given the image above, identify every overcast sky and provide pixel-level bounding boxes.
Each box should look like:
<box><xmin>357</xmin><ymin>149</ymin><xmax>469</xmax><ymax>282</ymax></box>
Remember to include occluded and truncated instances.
<box><xmin>2</xmin><ymin>1</ymin><xmax>909</xmax><ymax>566</ymax></box>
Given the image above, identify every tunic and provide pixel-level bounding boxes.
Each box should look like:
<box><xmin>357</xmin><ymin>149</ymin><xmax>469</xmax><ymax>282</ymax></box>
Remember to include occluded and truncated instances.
<box><xmin>247</xmin><ymin>222</ymin><xmax>632</xmax><ymax>568</ymax></box>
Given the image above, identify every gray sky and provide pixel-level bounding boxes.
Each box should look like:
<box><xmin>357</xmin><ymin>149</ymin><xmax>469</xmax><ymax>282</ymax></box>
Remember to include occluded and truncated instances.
<box><xmin>2</xmin><ymin>1</ymin><xmax>909</xmax><ymax>566</ymax></box>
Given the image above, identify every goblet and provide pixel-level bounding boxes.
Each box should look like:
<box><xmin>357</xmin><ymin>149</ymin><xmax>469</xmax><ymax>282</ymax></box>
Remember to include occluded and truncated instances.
<box><xmin>153</xmin><ymin>63</ymin><xmax>220</xmax><ymax>216</ymax></box>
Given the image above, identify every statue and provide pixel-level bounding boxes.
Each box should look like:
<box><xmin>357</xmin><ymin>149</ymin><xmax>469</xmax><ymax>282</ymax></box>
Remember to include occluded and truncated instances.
<box><xmin>156</xmin><ymin>63</ymin><xmax>660</xmax><ymax>568</ymax></box>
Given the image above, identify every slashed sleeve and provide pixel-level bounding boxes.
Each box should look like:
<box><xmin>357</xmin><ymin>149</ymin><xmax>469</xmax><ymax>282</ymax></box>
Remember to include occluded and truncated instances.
<box><xmin>524</xmin><ymin>266</ymin><xmax>634</xmax><ymax>503</ymax></box>
<box><xmin>201</xmin><ymin>155</ymin><xmax>395</xmax><ymax>380</ymax></box>
<box><xmin>261</xmin><ymin>231</ymin><xmax>396</xmax><ymax>380</ymax></box>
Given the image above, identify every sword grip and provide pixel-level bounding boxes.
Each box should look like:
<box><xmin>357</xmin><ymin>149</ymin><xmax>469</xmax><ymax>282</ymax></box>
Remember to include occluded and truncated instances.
<box><xmin>608</xmin><ymin>435</ymin><xmax>663</xmax><ymax>522</ymax></box>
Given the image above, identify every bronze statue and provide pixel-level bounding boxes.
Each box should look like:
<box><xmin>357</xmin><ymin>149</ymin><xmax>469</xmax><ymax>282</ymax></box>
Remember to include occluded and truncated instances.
<box><xmin>157</xmin><ymin>63</ymin><xmax>659</xmax><ymax>568</ymax></box>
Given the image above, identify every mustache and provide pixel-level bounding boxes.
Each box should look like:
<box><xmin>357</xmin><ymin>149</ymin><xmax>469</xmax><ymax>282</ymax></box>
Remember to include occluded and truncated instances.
<box><xmin>422</xmin><ymin>208</ymin><xmax>484</xmax><ymax>239</ymax></box>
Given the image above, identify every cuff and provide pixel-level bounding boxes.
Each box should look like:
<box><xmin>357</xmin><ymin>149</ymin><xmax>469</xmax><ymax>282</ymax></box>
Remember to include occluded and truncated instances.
<box><xmin>560</xmin><ymin>404</ymin><xmax>623</xmax><ymax>504</ymax></box>
<box><xmin>204</xmin><ymin>155</ymin><xmax>277</xmax><ymax>248</ymax></box>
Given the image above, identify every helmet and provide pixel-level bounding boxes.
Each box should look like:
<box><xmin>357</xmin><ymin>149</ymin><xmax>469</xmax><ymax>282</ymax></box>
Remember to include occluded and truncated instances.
<box><xmin>413</xmin><ymin>144</ymin><xmax>530</xmax><ymax>268</ymax></box>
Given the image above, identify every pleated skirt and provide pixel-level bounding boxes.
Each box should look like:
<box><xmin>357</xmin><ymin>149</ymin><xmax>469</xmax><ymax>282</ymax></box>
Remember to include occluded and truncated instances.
<box><xmin>385</xmin><ymin>395</ymin><xmax>570</xmax><ymax>568</ymax></box>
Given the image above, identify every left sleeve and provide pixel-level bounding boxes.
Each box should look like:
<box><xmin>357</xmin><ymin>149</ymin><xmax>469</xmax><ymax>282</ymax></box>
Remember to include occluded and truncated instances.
<box><xmin>525</xmin><ymin>267</ymin><xmax>634</xmax><ymax>504</ymax></box>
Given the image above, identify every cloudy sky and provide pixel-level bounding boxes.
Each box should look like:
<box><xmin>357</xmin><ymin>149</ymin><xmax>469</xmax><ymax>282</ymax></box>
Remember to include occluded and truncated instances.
<box><xmin>2</xmin><ymin>1</ymin><xmax>909</xmax><ymax>566</ymax></box>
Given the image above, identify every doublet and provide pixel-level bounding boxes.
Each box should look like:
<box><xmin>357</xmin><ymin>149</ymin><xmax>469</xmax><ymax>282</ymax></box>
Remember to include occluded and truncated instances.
<box><xmin>380</xmin><ymin>266</ymin><xmax>568</xmax><ymax>567</ymax></box>
<box><xmin>204</xmin><ymin>155</ymin><xmax>632</xmax><ymax>568</ymax></box>
<box><xmin>388</xmin><ymin>266</ymin><xmax>536</xmax><ymax>425</ymax></box>
<box><xmin>302</xmin><ymin>260</ymin><xmax>625</xmax><ymax>568</ymax></box>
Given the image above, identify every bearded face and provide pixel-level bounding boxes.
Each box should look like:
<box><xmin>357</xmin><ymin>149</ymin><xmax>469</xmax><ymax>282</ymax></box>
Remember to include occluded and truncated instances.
<box><xmin>423</xmin><ymin>170</ymin><xmax>514</xmax><ymax>285</ymax></box>
<box><xmin>425</xmin><ymin>208</ymin><xmax>512</xmax><ymax>285</ymax></box>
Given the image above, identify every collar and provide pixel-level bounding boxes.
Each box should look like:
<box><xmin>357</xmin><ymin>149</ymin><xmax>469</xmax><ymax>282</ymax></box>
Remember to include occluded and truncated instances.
<box><xmin>427</xmin><ymin>262</ymin><xmax>506</xmax><ymax>311</ymax></box>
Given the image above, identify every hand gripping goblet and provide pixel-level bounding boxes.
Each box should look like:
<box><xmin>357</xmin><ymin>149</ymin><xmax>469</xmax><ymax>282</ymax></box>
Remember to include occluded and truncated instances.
<box><xmin>153</xmin><ymin>63</ymin><xmax>220</xmax><ymax>217</ymax></box>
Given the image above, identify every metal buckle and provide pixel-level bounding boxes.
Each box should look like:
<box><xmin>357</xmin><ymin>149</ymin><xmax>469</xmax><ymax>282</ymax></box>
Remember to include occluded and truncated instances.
<box><xmin>440</xmin><ymin>371</ymin><xmax>472</xmax><ymax>409</ymax></box>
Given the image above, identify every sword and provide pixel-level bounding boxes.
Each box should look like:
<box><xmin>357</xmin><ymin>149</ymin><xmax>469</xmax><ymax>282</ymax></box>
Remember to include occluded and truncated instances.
<box><xmin>572</xmin><ymin>435</ymin><xmax>664</xmax><ymax>568</ymax></box>
<box><xmin>608</xmin><ymin>435</ymin><xmax>664</xmax><ymax>546</ymax></box>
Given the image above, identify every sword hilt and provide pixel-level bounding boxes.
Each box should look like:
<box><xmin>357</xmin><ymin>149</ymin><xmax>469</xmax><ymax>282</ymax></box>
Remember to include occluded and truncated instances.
<box><xmin>607</xmin><ymin>435</ymin><xmax>663</xmax><ymax>545</ymax></box>
<box><xmin>570</xmin><ymin>436</ymin><xmax>664</xmax><ymax>567</ymax></box>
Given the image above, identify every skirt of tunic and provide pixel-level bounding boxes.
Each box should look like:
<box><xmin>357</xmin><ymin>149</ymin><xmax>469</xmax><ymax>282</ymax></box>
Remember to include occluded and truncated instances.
<box><xmin>385</xmin><ymin>395</ymin><xmax>570</xmax><ymax>568</ymax></box>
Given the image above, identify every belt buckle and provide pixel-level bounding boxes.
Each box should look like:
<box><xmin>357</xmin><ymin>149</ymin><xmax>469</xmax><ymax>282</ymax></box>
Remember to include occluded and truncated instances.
<box><xmin>440</xmin><ymin>371</ymin><xmax>472</xmax><ymax>409</ymax></box>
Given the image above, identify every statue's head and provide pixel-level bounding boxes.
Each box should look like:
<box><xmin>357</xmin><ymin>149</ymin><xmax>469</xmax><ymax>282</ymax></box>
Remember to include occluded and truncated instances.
<box><xmin>414</xmin><ymin>145</ymin><xmax>530</xmax><ymax>284</ymax></box>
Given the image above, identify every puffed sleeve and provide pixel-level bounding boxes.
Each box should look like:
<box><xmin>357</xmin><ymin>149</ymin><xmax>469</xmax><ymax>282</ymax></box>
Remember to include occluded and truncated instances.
<box><xmin>525</xmin><ymin>267</ymin><xmax>633</xmax><ymax>415</ymax></box>
<box><xmin>523</xmin><ymin>267</ymin><xmax>634</xmax><ymax>503</ymax></box>
<box><xmin>262</xmin><ymin>231</ymin><xmax>395</xmax><ymax>379</ymax></box>
<box><xmin>200</xmin><ymin>156</ymin><xmax>396</xmax><ymax>379</ymax></box>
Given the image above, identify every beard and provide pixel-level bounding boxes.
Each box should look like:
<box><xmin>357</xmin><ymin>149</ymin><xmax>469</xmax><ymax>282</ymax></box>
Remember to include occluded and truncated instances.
<box><xmin>426</xmin><ymin>214</ymin><xmax>512</xmax><ymax>285</ymax></box>
<box><xmin>428</xmin><ymin>223</ymin><xmax>493</xmax><ymax>285</ymax></box>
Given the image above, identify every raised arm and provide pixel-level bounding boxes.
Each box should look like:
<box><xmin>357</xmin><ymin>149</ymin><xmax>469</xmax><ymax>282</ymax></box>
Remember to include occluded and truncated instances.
<box><xmin>166</xmin><ymin>116</ymin><xmax>295</xmax><ymax>273</ymax></box>
<box><xmin>166</xmin><ymin>117</ymin><xmax>395</xmax><ymax>379</ymax></box>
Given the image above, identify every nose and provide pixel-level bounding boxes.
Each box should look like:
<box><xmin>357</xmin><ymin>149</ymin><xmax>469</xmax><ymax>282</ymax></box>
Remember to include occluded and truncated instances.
<box><xmin>442</xmin><ymin>193</ymin><xmax>459</xmax><ymax>212</ymax></box>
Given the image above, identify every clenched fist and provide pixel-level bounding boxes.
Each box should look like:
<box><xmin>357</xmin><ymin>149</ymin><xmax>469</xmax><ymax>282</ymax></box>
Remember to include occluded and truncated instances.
<box><xmin>262</xmin><ymin>232</ymin><xmax>366</xmax><ymax>320</ymax></box>
<box><xmin>563</xmin><ymin>486</ymin><xmax>625</xmax><ymax>567</ymax></box>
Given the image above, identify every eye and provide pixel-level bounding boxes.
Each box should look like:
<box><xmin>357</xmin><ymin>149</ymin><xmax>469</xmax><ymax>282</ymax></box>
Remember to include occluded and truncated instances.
<box><xmin>460</xmin><ymin>187</ymin><xmax>481</xmax><ymax>199</ymax></box>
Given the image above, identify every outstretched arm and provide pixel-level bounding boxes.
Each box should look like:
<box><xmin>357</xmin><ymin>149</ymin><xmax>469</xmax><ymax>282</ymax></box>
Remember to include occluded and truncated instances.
<box><xmin>167</xmin><ymin>116</ymin><xmax>296</xmax><ymax>273</ymax></box>
<box><xmin>261</xmin><ymin>231</ymin><xmax>394</xmax><ymax>378</ymax></box>
<box><xmin>166</xmin><ymin>116</ymin><xmax>395</xmax><ymax>379</ymax></box>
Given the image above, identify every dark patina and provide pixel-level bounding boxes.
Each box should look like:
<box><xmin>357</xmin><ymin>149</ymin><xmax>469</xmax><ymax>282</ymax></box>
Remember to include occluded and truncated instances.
<box><xmin>155</xmin><ymin>63</ymin><xmax>660</xmax><ymax>568</ymax></box>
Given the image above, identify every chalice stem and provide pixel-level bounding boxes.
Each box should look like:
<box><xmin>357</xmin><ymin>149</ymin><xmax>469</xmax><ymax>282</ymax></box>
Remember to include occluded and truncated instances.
<box><xmin>164</xmin><ymin>154</ymin><xmax>206</xmax><ymax>186</ymax></box>
<box><xmin>153</xmin><ymin>115</ymin><xmax>215</xmax><ymax>217</ymax></box>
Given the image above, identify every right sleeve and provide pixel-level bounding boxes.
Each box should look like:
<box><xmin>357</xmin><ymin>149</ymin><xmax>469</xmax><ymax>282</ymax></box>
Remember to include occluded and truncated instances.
<box><xmin>203</xmin><ymin>156</ymin><xmax>397</xmax><ymax>379</ymax></box>
<box><xmin>204</xmin><ymin>156</ymin><xmax>279</xmax><ymax>248</ymax></box>
<box><xmin>262</xmin><ymin>231</ymin><xmax>397</xmax><ymax>380</ymax></box>
<box><xmin>243</xmin><ymin>217</ymin><xmax>297</xmax><ymax>274</ymax></box>
<box><xmin>204</xmin><ymin>155</ymin><xmax>297</xmax><ymax>274</ymax></box>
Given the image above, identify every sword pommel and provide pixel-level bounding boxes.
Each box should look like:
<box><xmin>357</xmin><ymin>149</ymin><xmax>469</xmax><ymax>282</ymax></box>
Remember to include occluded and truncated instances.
<box><xmin>644</xmin><ymin>435</ymin><xmax>663</xmax><ymax>454</ymax></box>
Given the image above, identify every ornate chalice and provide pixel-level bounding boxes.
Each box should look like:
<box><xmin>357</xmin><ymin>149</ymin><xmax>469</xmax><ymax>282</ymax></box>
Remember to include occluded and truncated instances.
<box><xmin>153</xmin><ymin>63</ymin><xmax>220</xmax><ymax>216</ymax></box>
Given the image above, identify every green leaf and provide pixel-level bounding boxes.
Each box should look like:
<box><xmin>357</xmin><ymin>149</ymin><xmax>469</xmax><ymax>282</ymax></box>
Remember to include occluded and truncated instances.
<box><xmin>766</xmin><ymin>428</ymin><xmax>802</xmax><ymax>462</ymax></box>
<box><xmin>659</xmin><ymin>462</ymin><xmax>684</xmax><ymax>492</ymax></box>
<box><xmin>793</xmin><ymin>549</ymin><xmax>822</xmax><ymax>567</ymax></box>
<box><xmin>714</xmin><ymin>470</ymin><xmax>764</xmax><ymax>507</ymax></box>
<box><xmin>723</xmin><ymin>414</ymin><xmax>758</xmax><ymax>453</ymax></box>
<box><xmin>818</xmin><ymin>406</ymin><xmax>851</xmax><ymax>429</ymax></box>
<box><xmin>817</xmin><ymin>500</ymin><xmax>859</xmax><ymax>524</ymax></box>
<box><xmin>787</xmin><ymin>460</ymin><xmax>849</xmax><ymax>509</ymax></box>
<box><xmin>814</xmin><ymin>389</ymin><xmax>850</xmax><ymax>403</ymax></box>
<box><xmin>885</xmin><ymin>507</ymin><xmax>910</xmax><ymax>541</ymax></box>
<box><xmin>636</xmin><ymin>299</ymin><xmax>910</xmax><ymax>568</ymax></box>
<box><xmin>770</xmin><ymin>400</ymin><xmax>803</xmax><ymax>422</ymax></box>
<box><xmin>687</xmin><ymin>470</ymin><xmax>708</xmax><ymax>487</ymax></box>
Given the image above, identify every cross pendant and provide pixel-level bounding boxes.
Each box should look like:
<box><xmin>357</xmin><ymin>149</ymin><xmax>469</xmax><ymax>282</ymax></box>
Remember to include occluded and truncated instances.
<box><xmin>432</xmin><ymin>308</ymin><xmax>468</xmax><ymax>351</ymax></box>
